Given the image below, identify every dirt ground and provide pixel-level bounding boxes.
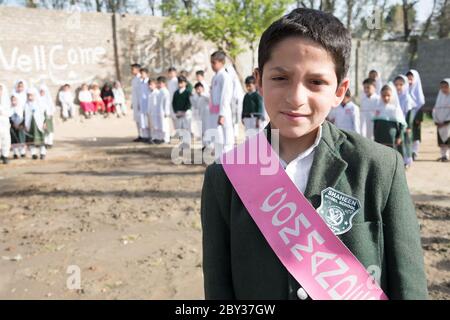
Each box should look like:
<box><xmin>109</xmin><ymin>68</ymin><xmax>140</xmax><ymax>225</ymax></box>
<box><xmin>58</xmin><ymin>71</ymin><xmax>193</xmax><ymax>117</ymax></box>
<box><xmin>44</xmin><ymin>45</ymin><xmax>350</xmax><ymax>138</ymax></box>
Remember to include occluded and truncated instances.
<box><xmin>0</xmin><ymin>112</ymin><xmax>448</xmax><ymax>300</ymax></box>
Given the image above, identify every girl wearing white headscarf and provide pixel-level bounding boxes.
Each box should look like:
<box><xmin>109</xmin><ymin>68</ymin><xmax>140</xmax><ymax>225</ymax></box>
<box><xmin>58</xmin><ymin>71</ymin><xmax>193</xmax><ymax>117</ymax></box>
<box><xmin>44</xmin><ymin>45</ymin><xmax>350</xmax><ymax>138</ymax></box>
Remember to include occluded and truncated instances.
<box><xmin>373</xmin><ymin>83</ymin><xmax>407</xmax><ymax>157</ymax></box>
<box><xmin>394</xmin><ymin>75</ymin><xmax>415</xmax><ymax>167</ymax></box>
<box><xmin>406</xmin><ymin>69</ymin><xmax>425</xmax><ymax>160</ymax></box>
<box><xmin>38</xmin><ymin>83</ymin><xmax>55</xmax><ymax>148</ymax></box>
<box><xmin>0</xmin><ymin>83</ymin><xmax>11</xmax><ymax>164</ymax></box>
<box><xmin>432</xmin><ymin>78</ymin><xmax>450</xmax><ymax>162</ymax></box>
<box><xmin>24</xmin><ymin>88</ymin><xmax>47</xmax><ymax>160</ymax></box>
<box><xmin>9</xmin><ymin>93</ymin><xmax>27</xmax><ymax>158</ymax></box>
<box><xmin>12</xmin><ymin>79</ymin><xmax>28</xmax><ymax>109</ymax></box>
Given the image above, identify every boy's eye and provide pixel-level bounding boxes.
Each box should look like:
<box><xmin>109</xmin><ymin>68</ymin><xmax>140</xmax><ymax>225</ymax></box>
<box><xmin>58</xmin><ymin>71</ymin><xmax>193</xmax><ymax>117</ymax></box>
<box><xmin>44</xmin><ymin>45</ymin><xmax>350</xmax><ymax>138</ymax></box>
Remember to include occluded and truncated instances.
<box><xmin>310</xmin><ymin>79</ymin><xmax>325</xmax><ymax>85</ymax></box>
<box><xmin>271</xmin><ymin>76</ymin><xmax>287</xmax><ymax>81</ymax></box>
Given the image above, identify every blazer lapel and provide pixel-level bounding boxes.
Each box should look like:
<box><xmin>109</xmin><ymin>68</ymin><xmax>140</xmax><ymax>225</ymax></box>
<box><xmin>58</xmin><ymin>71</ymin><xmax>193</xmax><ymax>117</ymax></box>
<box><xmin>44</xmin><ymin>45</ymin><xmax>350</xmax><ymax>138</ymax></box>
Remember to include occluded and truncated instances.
<box><xmin>303</xmin><ymin>121</ymin><xmax>348</xmax><ymax>209</ymax></box>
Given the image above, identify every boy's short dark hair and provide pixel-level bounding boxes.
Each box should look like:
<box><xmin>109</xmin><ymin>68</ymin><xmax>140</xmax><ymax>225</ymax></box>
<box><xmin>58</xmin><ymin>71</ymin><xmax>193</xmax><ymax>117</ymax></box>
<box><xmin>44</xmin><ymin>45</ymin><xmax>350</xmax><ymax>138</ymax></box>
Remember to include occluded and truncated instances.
<box><xmin>258</xmin><ymin>8</ymin><xmax>351</xmax><ymax>85</ymax></box>
<box><xmin>131</xmin><ymin>63</ymin><xmax>141</xmax><ymax>68</ymax></box>
<box><xmin>140</xmin><ymin>68</ymin><xmax>149</xmax><ymax>73</ymax></box>
<box><xmin>194</xmin><ymin>82</ymin><xmax>204</xmax><ymax>89</ymax></box>
<box><xmin>157</xmin><ymin>76</ymin><xmax>167</xmax><ymax>83</ymax></box>
<box><xmin>196</xmin><ymin>70</ymin><xmax>205</xmax><ymax>76</ymax></box>
<box><xmin>369</xmin><ymin>69</ymin><xmax>378</xmax><ymax>75</ymax></box>
<box><xmin>363</xmin><ymin>78</ymin><xmax>376</xmax><ymax>86</ymax></box>
<box><xmin>148</xmin><ymin>78</ymin><xmax>156</xmax><ymax>84</ymax></box>
<box><xmin>405</xmin><ymin>71</ymin><xmax>413</xmax><ymax>77</ymax></box>
<box><xmin>211</xmin><ymin>51</ymin><xmax>226</xmax><ymax>63</ymax></box>
<box><xmin>245</xmin><ymin>76</ymin><xmax>256</xmax><ymax>85</ymax></box>
<box><xmin>178</xmin><ymin>76</ymin><xmax>187</xmax><ymax>83</ymax></box>
<box><xmin>381</xmin><ymin>84</ymin><xmax>391</xmax><ymax>93</ymax></box>
<box><xmin>168</xmin><ymin>67</ymin><xmax>177</xmax><ymax>72</ymax></box>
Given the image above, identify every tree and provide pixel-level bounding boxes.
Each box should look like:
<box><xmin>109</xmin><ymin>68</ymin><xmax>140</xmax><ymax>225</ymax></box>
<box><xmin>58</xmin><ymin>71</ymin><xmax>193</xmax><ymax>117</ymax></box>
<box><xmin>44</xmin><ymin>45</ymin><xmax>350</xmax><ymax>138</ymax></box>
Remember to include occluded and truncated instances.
<box><xmin>163</xmin><ymin>0</ymin><xmax>293</xmax><ymax>72</ymax></box>
<box><xmin>401</xmin><ymin>0</ymin><xmax>419</xmax><ymax>41</ymax></box>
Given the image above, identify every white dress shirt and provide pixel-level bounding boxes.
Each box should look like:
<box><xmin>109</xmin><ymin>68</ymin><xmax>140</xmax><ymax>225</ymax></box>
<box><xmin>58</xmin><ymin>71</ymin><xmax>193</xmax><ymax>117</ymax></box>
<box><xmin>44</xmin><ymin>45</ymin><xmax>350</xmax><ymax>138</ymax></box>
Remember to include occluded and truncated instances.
<box><xmin>279</xmin><ymin>126</ymin><xmax>323</xmax><ymax>194</ymax></box>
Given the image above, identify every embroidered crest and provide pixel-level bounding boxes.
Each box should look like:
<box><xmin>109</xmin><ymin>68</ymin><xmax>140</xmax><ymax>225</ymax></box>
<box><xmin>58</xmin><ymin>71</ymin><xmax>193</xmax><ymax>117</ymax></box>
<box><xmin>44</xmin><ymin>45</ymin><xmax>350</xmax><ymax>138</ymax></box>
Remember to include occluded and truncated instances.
<box><xmin>317</xmin><ymin>187</ymin><xmax>361</xmax><ymax>235</ymax></box>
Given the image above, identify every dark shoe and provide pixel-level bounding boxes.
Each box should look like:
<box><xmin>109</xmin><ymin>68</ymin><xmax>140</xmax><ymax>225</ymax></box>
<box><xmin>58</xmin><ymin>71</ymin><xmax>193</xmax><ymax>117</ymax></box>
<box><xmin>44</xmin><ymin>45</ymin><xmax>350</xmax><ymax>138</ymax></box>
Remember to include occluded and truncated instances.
<box><xmin>442</xmin><ymin>157</ymin><xmax>449</xmax><ymax>163</ymax></box>
<box><xmin>1</xmin><ymin>156</ymin><xmax>8</xmax><ymax>164</ymax></box>
<box><xmin>13</xmin><ymin>154</ymin><xmax>19</xmax><ymax>160</ymax></box>
<box><xmin>32</xmin><ymin>155</ymin><xmax>38</xmax><ymax>160</ymax></box>
<box><xmin>46</xmin><ymin>144</ymin><xmax>53</xmax><ymax>149</ymax></box>
<box><xmin>21</xmin><ymin>154</ymin><xmax>26</xmax><ymax>158</ymax></box>
<box><xmin>40</xmin><ymin>155</ymin><xmax>46</xmax><ymax>160</ymax></box>
<box><xmin>412</xmin><ymin>152</ymin><xmax>417</xmax><ymax>161</ymax></box>
<box><xmin>133</xmin><ymin>137</ymin><xmax>142</xmax><ymax>142</ymax></box>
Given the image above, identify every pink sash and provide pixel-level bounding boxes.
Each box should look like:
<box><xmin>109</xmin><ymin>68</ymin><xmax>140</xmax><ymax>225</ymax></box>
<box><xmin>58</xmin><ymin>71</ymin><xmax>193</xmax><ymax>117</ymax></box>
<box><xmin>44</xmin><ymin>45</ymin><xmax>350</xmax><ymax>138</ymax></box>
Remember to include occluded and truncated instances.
<box><xmin>220</xmin><ymin>131</ymin><xmax>388</xmax><ymax>300</ymax></box>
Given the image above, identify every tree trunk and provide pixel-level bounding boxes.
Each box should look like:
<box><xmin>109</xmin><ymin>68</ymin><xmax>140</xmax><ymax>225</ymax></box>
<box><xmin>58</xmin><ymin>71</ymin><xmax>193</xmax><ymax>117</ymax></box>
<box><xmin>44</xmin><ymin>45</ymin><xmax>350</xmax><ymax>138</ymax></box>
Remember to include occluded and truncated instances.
<box><xmin>402</xmin><ymin>0</ymin><xmax>410</xmax><ymax>41</ymax></box>
<box><xmin>112</xmin><ymin>12</ymin><xmax>122</xmax><ymax>82</ymax></box>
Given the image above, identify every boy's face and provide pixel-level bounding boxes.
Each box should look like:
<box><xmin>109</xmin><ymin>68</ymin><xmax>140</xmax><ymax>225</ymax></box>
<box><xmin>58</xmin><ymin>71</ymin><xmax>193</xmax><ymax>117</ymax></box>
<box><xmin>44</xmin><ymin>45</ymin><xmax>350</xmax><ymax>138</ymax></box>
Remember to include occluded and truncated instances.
<box><xmin>441</xmin><ymin>83</ymin><xmax>450</xmax><ymax>95</ymax></box>
<box><xmin>149</xmin><ymin>82</ymin><xmax>156</xmax><ymax>91</ymax></box>
<box><xmin>132</xmin><ymin>67</ymin><xmax>140</xmax><ymax>76</ymax></box>
<box><xmin>141</xmin><ymin>71</ymin><xmax>148</xmax><ymax>79</ymax></box>
<box><xmin>394</xmin><ymin>79</ymin><xmax>404</xmax><ymax>93</ymax></box>
<box><xmin>196</xmin><ymin>74</ymin><xmax>204</xmax><ymax>81</ymax></box>
<box><xmin>342</xmin><ymin>95</ymin><xmax>351</xmax><ymax>104</ymax></box>
<box><xmin>195</xmin><ymin>86</ymin><xmax>204</xmax><ymax>95</ymax></box>
<box><xmin>64</xmin><ymin>86</ymin><xmax>70</xmax><ymax>91</ymax></box>
<box><xmin>168</xmin><ymin>71</ymin><xmax>177</xmax><ymax>78</ymax></box>
<box><xmin>363</xmin><ymin>84</ymin><xmax>376</xmax><ymax>97</ymax></box>
<box><xmin>246</xmin><ymin>83</ymin><xmax>256</xmax><ymax>93</ymax></box>
<box><xmin>156</xmin><ymin>81</ymin><xmax>163</xmax><ymax>89</ymax></box>
<box><xmin>381</xmin><ymin>90</ymin><xmax>391</xmax><ymax>104</ymax></box>
<box><xmin>178</xmin><ymin>81</ymin><xmax>186</xmax><ymax>89</ymax></box>
<box><xmin>369</xmin><ymin>71</ymin><xmax>378</xmax><ymax>80</ymax></box>
<box><xmin>257</xmin><ymin>37</ymin><xmax>349</xmax><ymax>139</ymax></box>
<box><xmin>210</xmin><ymin>59</ymin><xmax>224</xmax><ymax>73</ymax></box>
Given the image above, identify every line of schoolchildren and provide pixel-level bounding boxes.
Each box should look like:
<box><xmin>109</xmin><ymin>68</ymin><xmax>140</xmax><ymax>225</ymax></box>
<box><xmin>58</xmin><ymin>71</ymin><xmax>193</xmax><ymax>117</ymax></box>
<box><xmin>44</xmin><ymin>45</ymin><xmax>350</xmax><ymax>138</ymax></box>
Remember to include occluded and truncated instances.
<box><xmin>327</xmin><ymin>69</ymin><xmax>450</xmax><ymax>167</ymax></box>
<box><xmin>129</xmin><ymin>51</ymin><xmax>267</xmax><ymax>149</ymax></box>
<box><xmin>0</xmin><ymin>80</ymin><xmax>55</xmax><ymax>164</ymax></box>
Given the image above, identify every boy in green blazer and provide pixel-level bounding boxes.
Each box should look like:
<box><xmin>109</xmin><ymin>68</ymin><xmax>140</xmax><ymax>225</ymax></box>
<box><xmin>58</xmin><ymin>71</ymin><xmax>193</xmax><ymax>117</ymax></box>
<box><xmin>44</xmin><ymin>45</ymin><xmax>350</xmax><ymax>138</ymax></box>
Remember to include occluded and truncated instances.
<box><xmin>201</xmin><ymin>8</ymin><xmax>428</xmax><ymax>300</ymax></box>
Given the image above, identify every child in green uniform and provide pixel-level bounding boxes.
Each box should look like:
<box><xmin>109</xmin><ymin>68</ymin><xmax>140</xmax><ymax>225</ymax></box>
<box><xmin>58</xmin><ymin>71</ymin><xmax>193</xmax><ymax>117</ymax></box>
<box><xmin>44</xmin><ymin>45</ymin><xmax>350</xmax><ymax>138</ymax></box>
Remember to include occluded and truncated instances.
<box><xmin>241</xmin><ymin>76</ymin><xmax>264</xmax><ymax>136</ymax></box>
<box><xmin>201</xmin><ymin>8</ymin><xmax>427</xmax><ymax>300</ymax></box>
<box><xmin>172</xmin><ymin>76</ymin><xmax>192</xmax><ymax>133</ymax></box>
<box><xmin>24</xmin><ymin>88</ymin><xmax>47</xmax><ymax>160</ymax></box>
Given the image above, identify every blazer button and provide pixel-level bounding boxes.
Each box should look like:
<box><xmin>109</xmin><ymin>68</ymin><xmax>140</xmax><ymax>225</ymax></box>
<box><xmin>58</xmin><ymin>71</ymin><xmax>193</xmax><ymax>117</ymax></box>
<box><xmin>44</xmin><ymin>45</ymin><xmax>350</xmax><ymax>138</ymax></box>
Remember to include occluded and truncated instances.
<box><xmin>297</xmin><ymin>287</ymin><xmax>308</xmax><ymax>300</ymax></box>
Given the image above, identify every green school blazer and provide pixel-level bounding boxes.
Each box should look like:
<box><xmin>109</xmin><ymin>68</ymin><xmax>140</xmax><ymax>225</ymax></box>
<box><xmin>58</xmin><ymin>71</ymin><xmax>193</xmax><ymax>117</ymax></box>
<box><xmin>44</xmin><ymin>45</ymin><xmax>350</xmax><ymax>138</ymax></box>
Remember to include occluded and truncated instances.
<box><xmin>201</xmin><ymin>121</ymin><xmax>428</xmax><ymax>300</ymax></box>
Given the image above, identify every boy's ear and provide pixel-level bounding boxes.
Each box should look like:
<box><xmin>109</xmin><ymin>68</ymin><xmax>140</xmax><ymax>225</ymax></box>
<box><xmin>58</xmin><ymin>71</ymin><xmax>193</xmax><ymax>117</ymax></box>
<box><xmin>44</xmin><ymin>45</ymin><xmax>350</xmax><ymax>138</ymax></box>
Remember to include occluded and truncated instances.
<box><xmin>334</xmin><ymin>77</ymin><xmax>350</xmax><ymax>106</ymax></box>
<box><xmin>254</xmin><ymin>68</ymin><xmax>263</xmax><ymax>96</ymax></box>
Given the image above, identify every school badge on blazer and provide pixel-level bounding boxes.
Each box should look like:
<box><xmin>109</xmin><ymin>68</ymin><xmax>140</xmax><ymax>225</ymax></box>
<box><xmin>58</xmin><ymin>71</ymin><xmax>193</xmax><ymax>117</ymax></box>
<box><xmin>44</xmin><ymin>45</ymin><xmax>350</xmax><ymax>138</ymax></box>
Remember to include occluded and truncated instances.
<box><xmin>317</xmin><ymin>187</ymin><xmax>361</xmax><ymax>235</ymax></box>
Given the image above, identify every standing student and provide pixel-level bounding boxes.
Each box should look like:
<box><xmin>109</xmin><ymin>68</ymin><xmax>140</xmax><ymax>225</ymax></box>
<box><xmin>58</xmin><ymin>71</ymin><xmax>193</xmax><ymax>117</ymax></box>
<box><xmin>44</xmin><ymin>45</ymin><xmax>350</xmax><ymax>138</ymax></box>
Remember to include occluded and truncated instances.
<box><xmin>195</xmin><ymin>70</ymin><xmax>209</xmax><ymax>94</ymax></box>
<box><xmin>58</xmin><ymin>84</ymin><xmax>75</xmax><ymax>120</ymax></box>
<box><xmin>112</xmin><ymin>81</ymin><xmax>126</xmax><ymax>117</ymax></box>
<box><xmin>101</xmin><ymin>83</ymin><xmax>115</xmax><ymax>116</ymax></box>
<box><xmin>360</xmin><ymin>78</ymin><xmax>379</xmax><ymax>139</ymax></box>
<box><xmin>167</xmin><ymin>67</ymin><xmax>179</xmax><ymax>136</ymax></box>
<box><xmin>328</xmin><ymin>89</ymin><xmax>360</xmax><ymax>133</ymax></box>
<box><xmin>38</xmin><ymin>84</ymin><xmax>55</xmax><ymax>149</ymax></box>
<box><xmin>432</xmin><ymin>78</ymin><xmax>450</xmax><ymax>162</ymax></box>
<box><xmin>226</xmin><ymin>64</ymin><xmax>245</xmax><ymax>141</ymax></box>
<box><xmin>154</xmin><ymin>76</ymin><xmax>171</xmax><ymax>144</ymax></box>
<box><xmin>210</xmin><ymin>51</ymin><xmax>234</xmax><ymax>153</ymax></box>
<box><xmin>190</xmin><ymin>82</ymin><xmax>209</xmax><ymax>141</ymax></box>
<box><xmin>0</xmin><ymin>84</ymin><xmax>11</xmax><ymax>164</ymax></box>
<box><xmin>79</xmin><ymin>83</ymin><xmax>95</xmax><ymax>118</ymax></box>
<box><xmin>201</xmin><ymin>8</ymin><xmax>427</xmax><ymax>300</ymax></box>
<box><xmin>373</xmin><ymin>84</ymin><xmax>407</xmax><ymax>156</ymax></box>
<box><xmin>172</xmin><ymin>76</ymin><xmax>192</xmax><ymax>136</ymax></box>
<box><xmin>191</xmin><ymin>82</ymin><xmax>212</xmax><ymax>149</ymax></box>
<box><xmin>139</xmin><ymin>68</ymin><xmax>151</xmax><ymax>142</ymax></box>
<box><xmin>131</xmin><ymin>63</ymin><xmax>142</xmax><ymax>141</ymax></box>
<box><xmin>368</xmin><ymin>69</ymin><xmax>383</xmax><ymax>94</ymax></box>
<box><xmin>12</xmin><ymin>80</ymin><xmax>27</xmax><ymax>110</ymax></box>
<box><xmin>394</xmin><ymin>75</ymin><xmax>415</xmax><ymax>167</ymax></box>
<box><xmin>147</xmin><ymin>78</ymin><xmax>159</xmax><ymax>142</ymax></box>
<box><xmin>24</xmin><ymin>88</ymin><xmax>47</xmax><ymax>160</ymax></box>
<box><xmin>241</xmin><ymin>75</ymin><xmax>264</xmax><ymax>136</ymax></box>
<box><xmin>9</xmin><ymin>94</ymin><xmax>26</xmax><ymax>159</ymax></box>
<box><xmin>406</xmin><ymin>69</ymin><xmax>425</xmax><ymax>160</ymax></box>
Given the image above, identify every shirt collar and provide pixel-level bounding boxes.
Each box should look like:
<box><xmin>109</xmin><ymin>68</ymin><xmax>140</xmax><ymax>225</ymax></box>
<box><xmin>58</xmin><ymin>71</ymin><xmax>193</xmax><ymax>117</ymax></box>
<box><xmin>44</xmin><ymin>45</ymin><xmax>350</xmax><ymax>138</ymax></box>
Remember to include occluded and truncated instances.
<box><xmin>279</xmin><ymin>125</ymin><xmax>323</xmax><ymax>167</ymax></box>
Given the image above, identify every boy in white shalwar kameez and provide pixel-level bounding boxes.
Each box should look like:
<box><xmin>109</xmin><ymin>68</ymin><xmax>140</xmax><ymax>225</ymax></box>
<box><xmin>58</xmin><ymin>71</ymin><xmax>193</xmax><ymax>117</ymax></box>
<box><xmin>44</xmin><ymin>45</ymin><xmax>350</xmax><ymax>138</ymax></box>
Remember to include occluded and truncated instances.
<box><xmin>190</xmin><ymin>82</ymin><xmax>210</xmax><ymax>141</ymax></box>
<box><xmin>328</xmin><ymin>89</ymin><xmax>360</xmax><ymax>133</ymax></box>
<box><xmin>154</xmin><ymin>76</ymin><xmax>172</xmax><ymax>144</ymax></box>
<box><xmin>131</xmin><ymin>63</ymin><xmax>142</xmax><ymax>141</ymax></box>
<box><xmin>0</xmin><ymin>84</ymin><xmax>11</xmax><ymax>164</ymax></box>
<box><xmin>432</xmin><ymin>79</ymin><xmax>450</xmax><ymax>162</ymax></box>
<box><xmin>139</xmin><ymin>68</ymin><xmax>151</xmax><ymax>142</ymax></box>
<box><xmin>24</xmin><ymin>88</ymin><xmax>47</xmax><ymax>160</ymax></box>
<box><xmin>147</xmin><ymin>79</ymin><xmax>159</xmax><ymax>142</ymax></box>
<box><xmin>210</xmin><ymin>51</ymin><xmax>235</xmax><ymax>153</ymax></box>
<box><xmin>225</xmin><ymin>64</ymin><xmax>245</xmax><ymax>141</ymax></box>
<box><xmin>360</xmin><ymin>78</ymin><xmax>379</xmax><ymax>139</ymax></box>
